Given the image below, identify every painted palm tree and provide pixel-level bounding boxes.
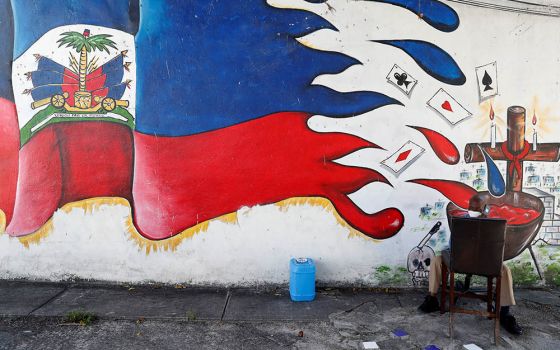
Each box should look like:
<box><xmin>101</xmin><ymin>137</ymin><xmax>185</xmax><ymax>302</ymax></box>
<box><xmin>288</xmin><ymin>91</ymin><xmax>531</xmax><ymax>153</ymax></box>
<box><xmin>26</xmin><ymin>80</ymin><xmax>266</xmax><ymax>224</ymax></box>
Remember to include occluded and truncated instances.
<box><xmin>57</xmin><ymin>29</ymin><xmax>117</xmax><ymax>109</ymax></box>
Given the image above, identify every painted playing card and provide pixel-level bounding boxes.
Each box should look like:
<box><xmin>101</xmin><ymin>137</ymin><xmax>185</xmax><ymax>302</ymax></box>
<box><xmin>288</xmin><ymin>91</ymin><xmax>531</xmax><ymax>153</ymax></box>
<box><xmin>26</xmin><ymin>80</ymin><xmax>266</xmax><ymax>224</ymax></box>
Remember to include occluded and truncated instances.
<box><xmin>475</xmin><ymin>61</ymin><xmax>498</xmax><ymax>101</ymax></box>
<box><xmin>386</xmin><ymin>64</ymin><xmax>417</xmax><ymax>96</ymax></box>
<box><xmin>427</xmin><ymin>88</ymin><xmax>472</xmax><ymax>125</ymax></box>
<box><xmin>381</xmin><ymin>141</ymin><xmax>425</xmax><ymax>174</ymax></box>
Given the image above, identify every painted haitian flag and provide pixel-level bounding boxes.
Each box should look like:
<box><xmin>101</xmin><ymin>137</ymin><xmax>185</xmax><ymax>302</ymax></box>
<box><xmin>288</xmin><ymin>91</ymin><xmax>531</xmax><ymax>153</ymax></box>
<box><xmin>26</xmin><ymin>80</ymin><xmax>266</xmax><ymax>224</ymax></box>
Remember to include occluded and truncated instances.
<box><xmin>0</xmin><ymin>0</ymin><xmax>464</xmax><ymax>242</ymax></box>
<box><xmin>3</xmin><ymin>0</ymin><xmax>137</xmax><ymax>237</ymax></box>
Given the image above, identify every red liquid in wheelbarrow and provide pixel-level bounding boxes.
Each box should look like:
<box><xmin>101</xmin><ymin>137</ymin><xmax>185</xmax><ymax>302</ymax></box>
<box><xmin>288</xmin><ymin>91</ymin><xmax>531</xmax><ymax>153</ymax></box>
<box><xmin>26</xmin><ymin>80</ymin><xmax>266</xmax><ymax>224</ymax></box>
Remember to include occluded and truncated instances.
<box><xmin>449</xmin><ymin>204</ymin><xmax>540</xmax><ymax>225</ymax></box>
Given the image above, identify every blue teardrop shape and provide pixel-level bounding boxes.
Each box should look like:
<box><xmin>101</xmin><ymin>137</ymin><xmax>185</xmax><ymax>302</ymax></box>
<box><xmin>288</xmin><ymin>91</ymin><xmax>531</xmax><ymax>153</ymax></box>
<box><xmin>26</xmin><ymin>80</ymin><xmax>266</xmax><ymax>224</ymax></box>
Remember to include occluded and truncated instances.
<box><xmin>481</xmin><ymin>148</ymin><xmax>506</xmax><ymax>197</ymax></box>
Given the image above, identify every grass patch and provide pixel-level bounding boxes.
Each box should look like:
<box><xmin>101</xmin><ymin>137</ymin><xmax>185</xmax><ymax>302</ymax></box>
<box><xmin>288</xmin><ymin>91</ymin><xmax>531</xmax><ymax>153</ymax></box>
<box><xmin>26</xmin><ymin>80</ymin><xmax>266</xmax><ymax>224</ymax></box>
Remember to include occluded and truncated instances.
<box><xmin>507</xmin><ymin>260</ymin><xmax>540</xmax><ymax>286</ymax></box>
<box><xmin>545</xmin><ymin>262</ymin><xmax>560</xmax><ymax>287</ymax></box>
<box><xmin>65</xmin><ymin>310</ymin><xmax>98</xmax><ymax>326</ymax></box>
<box><xmin>453</xmin><ymin>273</ymin><xmax>487</xmax><ymax>288</ymax></box>
<box><xmin>374</xmin><ymin>265</ymin><xmax>408</xmax><ymax>286</ymax></box>
<box><xmin>186</xmin><ymin>310</ymin><xmax>197</xmax><ymax>321</ymax></box>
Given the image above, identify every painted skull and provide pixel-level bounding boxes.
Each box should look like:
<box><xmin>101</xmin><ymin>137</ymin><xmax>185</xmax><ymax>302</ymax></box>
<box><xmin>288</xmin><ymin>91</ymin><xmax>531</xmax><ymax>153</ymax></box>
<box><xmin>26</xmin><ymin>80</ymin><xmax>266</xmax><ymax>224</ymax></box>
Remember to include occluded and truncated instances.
<box><xmin>407</xmin><ymin>246</ymin><xmax>435</xmax><ymax>285</ymax></box>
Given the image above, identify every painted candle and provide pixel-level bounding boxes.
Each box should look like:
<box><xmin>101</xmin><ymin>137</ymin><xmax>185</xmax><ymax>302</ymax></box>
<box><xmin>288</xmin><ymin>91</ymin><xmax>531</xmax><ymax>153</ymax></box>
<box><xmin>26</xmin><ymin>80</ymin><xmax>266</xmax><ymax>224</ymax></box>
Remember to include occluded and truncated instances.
<box><xmin>532</xmin><ymin>110</ymin><xmax>538</xmax><ymax>151</ymax></box>
<box><xmin>489</xmin><ymin>104</ymin><xmax>496</xmax><ymax>148</ymax></box>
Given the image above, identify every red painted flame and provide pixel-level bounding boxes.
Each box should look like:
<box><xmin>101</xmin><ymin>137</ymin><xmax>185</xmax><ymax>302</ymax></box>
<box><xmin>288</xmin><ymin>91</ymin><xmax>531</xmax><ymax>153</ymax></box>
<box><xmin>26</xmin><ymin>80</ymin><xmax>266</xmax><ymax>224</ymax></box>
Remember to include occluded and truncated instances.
<box><xmin>407</xmin><ymin>125</ymin><xmax>460</xmax><ymax>165</ymax></box>
<box><xmin>489</xmin><ymin>104</ymin><xmax>495</xmax><ymax>121</ymax></box>
<box><xmin>407</xmin><ymin>179</ymin><xmax>477</xmax><ymax>209</ymax></box>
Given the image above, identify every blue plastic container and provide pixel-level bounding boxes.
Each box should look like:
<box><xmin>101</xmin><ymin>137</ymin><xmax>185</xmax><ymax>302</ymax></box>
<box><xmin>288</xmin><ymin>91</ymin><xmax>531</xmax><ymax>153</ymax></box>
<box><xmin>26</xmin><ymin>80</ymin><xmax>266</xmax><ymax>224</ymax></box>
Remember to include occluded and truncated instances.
<box><xmin>289</xmin><ymin>258</ymin><xmax>316</xmax><ymax>302</ymax></box>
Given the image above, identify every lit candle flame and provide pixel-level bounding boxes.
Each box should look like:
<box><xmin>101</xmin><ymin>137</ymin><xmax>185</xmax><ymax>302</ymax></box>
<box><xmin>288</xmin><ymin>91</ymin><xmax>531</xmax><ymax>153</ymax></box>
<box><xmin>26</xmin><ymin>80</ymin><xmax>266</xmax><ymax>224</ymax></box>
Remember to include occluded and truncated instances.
<box><xmin>489</xmin><ymin>104</ymin><xmax>495</xmax><ymax>121</ymax></box>
<box><xmin>532</xmin><ymin>110</ymin><xmax>538</xmax><ymax>151</ymax></box>
<box><xmin>532</xmin><ymin>110</ymin><xmax>537</xmax><ymax>126</ymax></box>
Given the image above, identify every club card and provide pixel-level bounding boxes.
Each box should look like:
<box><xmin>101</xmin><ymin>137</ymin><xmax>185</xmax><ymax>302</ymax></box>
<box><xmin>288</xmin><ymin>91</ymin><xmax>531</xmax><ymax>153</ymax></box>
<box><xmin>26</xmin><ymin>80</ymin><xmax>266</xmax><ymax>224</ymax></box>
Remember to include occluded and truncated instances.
<box><xmin>386</xmin><ymin>64</ymin><xmax>418</xmax><ymax>96</ymax></box>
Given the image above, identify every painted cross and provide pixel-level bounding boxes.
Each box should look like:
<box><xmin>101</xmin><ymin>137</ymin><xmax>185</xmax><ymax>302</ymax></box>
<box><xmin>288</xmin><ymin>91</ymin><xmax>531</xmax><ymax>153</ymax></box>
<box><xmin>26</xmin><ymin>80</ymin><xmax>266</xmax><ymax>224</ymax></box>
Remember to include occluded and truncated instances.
<box><xmin>464</xmin><ymin>106</ymin><xmax>560</xmax><ymax>192</ymax></box>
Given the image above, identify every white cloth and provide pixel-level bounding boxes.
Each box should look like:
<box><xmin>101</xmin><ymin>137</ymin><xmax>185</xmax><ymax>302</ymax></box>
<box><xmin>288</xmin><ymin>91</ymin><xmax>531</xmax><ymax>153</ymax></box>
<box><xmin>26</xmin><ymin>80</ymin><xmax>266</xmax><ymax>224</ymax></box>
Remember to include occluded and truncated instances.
<box><xmin>428</xmin><ymin>255</ymin><xmax>515</xmax><ymax>306</ymax></box>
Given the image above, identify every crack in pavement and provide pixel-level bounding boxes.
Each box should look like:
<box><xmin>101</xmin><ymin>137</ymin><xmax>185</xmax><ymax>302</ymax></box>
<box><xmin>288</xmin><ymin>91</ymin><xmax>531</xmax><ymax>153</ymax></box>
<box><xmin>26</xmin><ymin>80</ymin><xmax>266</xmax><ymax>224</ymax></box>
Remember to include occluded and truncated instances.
<box><xmin>26</xmin><ymin>285</ymin><xmax>69</xmax><ymax>317</ymax></box>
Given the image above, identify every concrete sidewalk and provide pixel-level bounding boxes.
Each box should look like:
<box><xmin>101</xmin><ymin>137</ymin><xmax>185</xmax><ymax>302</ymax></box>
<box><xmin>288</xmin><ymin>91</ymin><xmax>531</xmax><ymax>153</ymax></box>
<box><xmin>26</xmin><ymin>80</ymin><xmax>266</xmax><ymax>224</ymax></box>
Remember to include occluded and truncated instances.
<box><xmin>0</xmin><ymin>280</ymin><xmax>559</xmax><ymax>349</ymax></box>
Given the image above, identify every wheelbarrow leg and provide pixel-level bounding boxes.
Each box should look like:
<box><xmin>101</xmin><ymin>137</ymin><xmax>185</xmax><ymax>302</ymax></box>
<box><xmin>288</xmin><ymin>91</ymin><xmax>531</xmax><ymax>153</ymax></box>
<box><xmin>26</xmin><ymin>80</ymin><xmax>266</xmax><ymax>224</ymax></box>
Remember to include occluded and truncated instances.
<box><xmin>528</xmin><ymin>245</ymin><xmax>543</xmax><ymax>280</ymax></box>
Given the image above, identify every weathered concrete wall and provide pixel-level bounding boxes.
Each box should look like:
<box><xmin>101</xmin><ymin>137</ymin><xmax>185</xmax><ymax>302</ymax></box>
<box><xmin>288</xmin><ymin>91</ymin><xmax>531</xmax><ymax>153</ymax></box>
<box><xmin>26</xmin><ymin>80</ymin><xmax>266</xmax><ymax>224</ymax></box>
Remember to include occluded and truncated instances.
<box><xmin>0</xmin><ymin>0</ymin><xmax>559</xmax><ymax>286</ymax></box>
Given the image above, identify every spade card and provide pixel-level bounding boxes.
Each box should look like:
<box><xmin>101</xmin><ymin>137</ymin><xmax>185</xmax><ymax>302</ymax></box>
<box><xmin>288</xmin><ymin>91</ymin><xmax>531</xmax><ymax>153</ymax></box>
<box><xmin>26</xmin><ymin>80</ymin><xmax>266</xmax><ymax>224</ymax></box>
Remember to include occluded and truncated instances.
<box><xmin>381</xmin><ymin>141</ymin><xmax>425</xmax><ymax>174</ymax></box>
<box><xmin>427</xmin><ymin>88</ymin><xmax>472</xmax><ymax>125</ymax></box>
<box><xmin>386</xmin><ymin>64</ymin><xmax>418</xmax><ymax>96</ymax></box>
<box><xmin>475</xmin><ymin>61</ymin><xmax>498</xmax><ymax>101</ymax></box>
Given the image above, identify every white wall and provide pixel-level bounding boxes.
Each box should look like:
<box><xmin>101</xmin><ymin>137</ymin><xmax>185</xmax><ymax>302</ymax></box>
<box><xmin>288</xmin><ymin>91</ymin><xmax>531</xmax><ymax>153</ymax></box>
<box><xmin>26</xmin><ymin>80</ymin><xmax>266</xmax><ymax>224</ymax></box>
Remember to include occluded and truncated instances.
<box><xmin>2</xmin><ymin>0</ymin><xmax>560</xmax><ymax>285</ymax></box>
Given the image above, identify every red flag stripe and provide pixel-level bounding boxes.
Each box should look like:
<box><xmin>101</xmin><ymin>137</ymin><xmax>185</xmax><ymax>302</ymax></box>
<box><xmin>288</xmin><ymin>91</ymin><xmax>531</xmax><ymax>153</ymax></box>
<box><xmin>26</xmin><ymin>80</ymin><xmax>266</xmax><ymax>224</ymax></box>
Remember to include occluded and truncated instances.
<box><xmin>0</xmin><ymin>98</ymin><xmax>19</xmax><ymax>224</ymax></box>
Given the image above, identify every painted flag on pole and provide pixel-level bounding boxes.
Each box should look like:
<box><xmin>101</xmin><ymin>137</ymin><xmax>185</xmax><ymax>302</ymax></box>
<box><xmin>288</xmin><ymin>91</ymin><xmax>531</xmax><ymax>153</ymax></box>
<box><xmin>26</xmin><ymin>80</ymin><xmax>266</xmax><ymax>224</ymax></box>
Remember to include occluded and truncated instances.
<box><xmin>475</xmin><ymin>61</ymin><xmax>498</xmax><ymax>101</ymax></box>
<box><xmin>427</xmin><ymin>88</ymin><xmax>472</xmax><ymax>125</ymax></box>
<box><xmin>381</xmin><ymin>141</ymin><xmax>425</xmax><ymax>174</ymax></box>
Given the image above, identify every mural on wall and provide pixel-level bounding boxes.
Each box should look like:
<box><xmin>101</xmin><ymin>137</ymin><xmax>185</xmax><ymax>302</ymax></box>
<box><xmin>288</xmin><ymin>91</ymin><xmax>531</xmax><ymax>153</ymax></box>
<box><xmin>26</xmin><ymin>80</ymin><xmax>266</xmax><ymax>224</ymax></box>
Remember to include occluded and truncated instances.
<box><xmin>0</xmin><ymin>0</ymin><xmax>559</xmax><ymax>285</ymax></box>
<box><xmin>0</xmin><ymin>0</ymin><xmax>465</xmax><ymax>243</ymax></box>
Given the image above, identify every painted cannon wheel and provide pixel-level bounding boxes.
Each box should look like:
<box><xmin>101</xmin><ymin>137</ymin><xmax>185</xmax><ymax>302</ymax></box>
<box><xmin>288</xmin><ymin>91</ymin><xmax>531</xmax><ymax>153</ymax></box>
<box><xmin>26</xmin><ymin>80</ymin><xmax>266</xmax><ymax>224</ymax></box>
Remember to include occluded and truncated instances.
<box><xmin>102</xmin><ymin>97</ymin><xmax>116</xmax><ymax>112</ymax></box>
<box><xmin>50</xmin><ymin>94</ymin><xmax>66</xmax><ymax>109</ymax></box>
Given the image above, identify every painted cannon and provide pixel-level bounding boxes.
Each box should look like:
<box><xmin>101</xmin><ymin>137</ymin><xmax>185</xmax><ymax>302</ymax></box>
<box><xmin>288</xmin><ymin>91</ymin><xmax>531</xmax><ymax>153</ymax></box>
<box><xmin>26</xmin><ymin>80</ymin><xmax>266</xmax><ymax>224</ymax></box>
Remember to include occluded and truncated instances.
<box><xmin>30</xmin><ymin>92</ymin><xmax>128</xmax><ymax>113</ymax></box>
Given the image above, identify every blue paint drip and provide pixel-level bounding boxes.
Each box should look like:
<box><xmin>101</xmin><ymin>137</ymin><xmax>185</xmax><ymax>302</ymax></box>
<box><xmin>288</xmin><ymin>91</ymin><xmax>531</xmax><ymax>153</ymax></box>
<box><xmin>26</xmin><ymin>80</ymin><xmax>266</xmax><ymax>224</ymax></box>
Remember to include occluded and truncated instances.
<box><xmin>375</xmin><ymin>40</ymin><xmax>466</xmax><ymax>85</ymax></box>
<box><xmin>481</xmin><ymin>148</ymin><xmax>506</xmax><ymax>197</ymax></box>
<box><xmin>366</xmin><ymin>0</ymin><xmax>459</xmax><ymax>32</ymax></box>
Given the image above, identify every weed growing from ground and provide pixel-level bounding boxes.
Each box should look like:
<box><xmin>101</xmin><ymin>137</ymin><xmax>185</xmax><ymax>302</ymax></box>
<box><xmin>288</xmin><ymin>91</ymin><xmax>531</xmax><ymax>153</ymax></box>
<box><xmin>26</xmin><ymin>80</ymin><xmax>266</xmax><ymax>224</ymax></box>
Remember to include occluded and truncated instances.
<box><xmin>65</xmin><ymin>310</ymin><xmax>98</xmax><ymax>326</ymax></box>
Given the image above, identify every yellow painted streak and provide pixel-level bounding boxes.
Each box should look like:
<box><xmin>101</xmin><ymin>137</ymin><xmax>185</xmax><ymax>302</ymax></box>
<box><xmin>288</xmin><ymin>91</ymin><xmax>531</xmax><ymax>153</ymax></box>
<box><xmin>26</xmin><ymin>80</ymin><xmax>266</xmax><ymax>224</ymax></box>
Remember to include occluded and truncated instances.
<box><xmin>216</xmin><ymin>212</ymin><xmax>239</xmax><ymax>225</ymax></box>
<box><xmin>18</xmin><ymin>219</ymin><xmax>53</xmax><ymax>248</ymax></box>
<box><xmin>59</xmin><ymin>197</ymin><xmax>128</xmax><ymax>214</ymax></box>
<box><xmin>295</xmin><ymin>37</ymin><xmax>320</xmax><ymax>51</ymax></box>
<box><xmin>124</xmin><ymin>216</ymin><xmax>211</xmax><ymax>254</ymax></box>
<box><xmin>0</xmin><ymin>210</ymin><xmax>5</xmax><ymax>234</ymax></box>
<box><xmin>12</xmin><ymin>195</ymin><xmax>374</xmax><ymax>251</ymax></box>
<box><xmin>16</xmin><ymin>197</ymin><xmax>128</xmax><ymax>249</ymax></box>
<box><xmin>265</xmin><ymin>2</ymin><xmax>312</xmax><ymax>10</ymax></box>
<box><xmin>274</xmin><ymin>197</ymin><xmax>379</xmax><ymax>242</ymax></box>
